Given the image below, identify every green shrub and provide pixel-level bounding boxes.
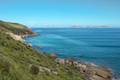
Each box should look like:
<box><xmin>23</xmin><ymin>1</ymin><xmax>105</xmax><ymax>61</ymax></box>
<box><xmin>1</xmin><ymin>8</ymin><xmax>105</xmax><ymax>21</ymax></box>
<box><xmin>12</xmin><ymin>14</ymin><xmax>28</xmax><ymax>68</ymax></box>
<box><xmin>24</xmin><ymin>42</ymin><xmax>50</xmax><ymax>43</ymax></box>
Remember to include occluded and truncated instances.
<box><xmin>30</xmin><ymin>65</ymin><xmax>39</xmax><ymax>75</ymax></box>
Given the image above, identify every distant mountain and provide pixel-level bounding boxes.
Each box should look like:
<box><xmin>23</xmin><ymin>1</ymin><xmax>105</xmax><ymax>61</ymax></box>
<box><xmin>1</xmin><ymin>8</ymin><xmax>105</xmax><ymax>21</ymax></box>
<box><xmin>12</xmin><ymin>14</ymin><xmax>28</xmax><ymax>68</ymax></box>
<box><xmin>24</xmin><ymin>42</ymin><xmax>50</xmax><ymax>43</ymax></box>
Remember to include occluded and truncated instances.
<box><xmin>71</xmin><ymin>25</ymin><xmax>112</xmax><ymax>28</ymax></box>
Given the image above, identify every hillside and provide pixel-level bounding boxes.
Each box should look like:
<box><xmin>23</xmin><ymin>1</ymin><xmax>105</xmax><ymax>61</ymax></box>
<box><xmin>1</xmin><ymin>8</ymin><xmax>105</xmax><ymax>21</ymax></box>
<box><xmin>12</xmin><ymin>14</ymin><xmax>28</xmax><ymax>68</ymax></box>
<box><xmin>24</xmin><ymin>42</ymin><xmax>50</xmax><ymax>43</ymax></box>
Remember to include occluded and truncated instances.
<box><xmin>0</xmin><ymin>20</ymin><xmax>35</xmax><ymax>35</ymax></box>
<box><xmin>0</xmin><ymin>29</ymin><xmax>84</xmax><ymax>80</ymax></box>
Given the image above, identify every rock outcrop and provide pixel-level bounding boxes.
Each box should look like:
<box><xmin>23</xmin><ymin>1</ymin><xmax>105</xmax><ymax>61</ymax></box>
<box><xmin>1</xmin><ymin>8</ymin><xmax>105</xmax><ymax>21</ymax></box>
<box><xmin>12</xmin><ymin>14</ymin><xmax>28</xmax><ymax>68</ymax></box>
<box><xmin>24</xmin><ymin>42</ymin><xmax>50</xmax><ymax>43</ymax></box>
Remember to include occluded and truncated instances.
<box><xmin>55</xmin><ymin>58</ymin><xmax>113</xmax><ymax>80</ymax></box>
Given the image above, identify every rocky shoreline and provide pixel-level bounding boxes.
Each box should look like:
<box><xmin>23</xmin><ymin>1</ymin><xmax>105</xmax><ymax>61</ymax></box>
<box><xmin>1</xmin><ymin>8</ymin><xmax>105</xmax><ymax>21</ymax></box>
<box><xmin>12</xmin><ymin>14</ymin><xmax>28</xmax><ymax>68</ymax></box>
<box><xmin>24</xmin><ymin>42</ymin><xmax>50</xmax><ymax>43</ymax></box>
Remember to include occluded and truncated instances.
<box><xmin>49</xmin><ymin>54</ymin><xmax>113</xmax><ymax>80</ymax></box>
<box><xmin>24</xmin><ymin>39</ymin><xmax>113</xmax><ymax>80</ymax></box>
<box><xmin>9</xmin><ymin>30</ymin><xmax>113</xmax><ymax>80</ymax></box>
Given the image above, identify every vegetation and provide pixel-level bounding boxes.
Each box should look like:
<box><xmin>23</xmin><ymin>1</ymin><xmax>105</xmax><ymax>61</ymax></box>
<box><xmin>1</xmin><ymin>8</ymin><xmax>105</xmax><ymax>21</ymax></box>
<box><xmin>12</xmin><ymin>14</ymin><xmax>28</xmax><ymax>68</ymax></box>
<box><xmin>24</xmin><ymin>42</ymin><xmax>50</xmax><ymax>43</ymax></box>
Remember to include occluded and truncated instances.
<box><xmin>0</xmin><ymin>20</ymin><xmax>34</xmax><ymax>35</ymax></box>
<box><xmin>0</xmin><ymin>21</ymin><xmax>84</xmax><ymax>80</ymax></box>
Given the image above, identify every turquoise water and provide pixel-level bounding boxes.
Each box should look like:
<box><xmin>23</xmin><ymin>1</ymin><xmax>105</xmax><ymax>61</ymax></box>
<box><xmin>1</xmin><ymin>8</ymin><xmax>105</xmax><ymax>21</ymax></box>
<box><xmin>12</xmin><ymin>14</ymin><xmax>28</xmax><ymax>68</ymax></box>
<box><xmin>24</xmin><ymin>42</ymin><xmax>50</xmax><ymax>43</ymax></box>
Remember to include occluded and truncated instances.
<box><xmin>25</xmin><ymin>28</ymin><xmax>120</xmax><ymax>77</ymax></box>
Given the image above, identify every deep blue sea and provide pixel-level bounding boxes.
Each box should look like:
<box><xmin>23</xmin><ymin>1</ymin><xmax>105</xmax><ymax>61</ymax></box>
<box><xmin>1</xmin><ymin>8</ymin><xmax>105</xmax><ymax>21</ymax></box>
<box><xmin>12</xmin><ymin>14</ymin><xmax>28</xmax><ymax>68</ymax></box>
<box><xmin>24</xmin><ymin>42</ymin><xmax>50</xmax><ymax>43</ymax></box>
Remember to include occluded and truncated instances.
<box><xmin>25</xmin><ymin>28</ymin><xmax>120</xmax><ymax>77</ymax></box>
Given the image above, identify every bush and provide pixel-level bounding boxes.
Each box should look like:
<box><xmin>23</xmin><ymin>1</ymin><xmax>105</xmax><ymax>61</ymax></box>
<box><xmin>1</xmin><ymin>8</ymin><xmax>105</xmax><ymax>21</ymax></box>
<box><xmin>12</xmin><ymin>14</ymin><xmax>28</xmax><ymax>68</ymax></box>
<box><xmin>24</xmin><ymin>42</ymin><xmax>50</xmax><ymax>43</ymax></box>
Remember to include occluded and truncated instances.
<box><xmin>30</xmin><ymin>65</ymin><xmax>39</xmax><ymax>75</ymax></box>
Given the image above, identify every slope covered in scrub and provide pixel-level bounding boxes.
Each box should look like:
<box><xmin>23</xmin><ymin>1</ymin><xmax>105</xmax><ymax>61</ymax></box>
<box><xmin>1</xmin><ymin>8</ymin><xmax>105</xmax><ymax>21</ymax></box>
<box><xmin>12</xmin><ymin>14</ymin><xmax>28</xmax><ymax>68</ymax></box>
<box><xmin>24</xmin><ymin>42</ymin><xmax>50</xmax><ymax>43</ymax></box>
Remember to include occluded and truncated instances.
<box><xmin>0</xmin><ymin>20</ymin><xmax>35</xmax><ymax>35</ymax></box>
<box><xmin>0</xmin><ymin>29</ymin><xmax>84</xmax><ymax>80</ymax></box>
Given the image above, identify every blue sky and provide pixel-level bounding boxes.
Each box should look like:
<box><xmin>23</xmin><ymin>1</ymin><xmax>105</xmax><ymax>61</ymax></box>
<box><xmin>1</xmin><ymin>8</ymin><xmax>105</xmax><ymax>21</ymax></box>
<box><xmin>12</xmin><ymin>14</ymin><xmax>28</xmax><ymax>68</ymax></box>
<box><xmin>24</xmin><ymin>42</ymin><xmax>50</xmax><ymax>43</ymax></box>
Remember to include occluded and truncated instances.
<box><xmin>0</xmin><ymin>0</ymin><xmax>120</xmax><ymax>27</ymax></box>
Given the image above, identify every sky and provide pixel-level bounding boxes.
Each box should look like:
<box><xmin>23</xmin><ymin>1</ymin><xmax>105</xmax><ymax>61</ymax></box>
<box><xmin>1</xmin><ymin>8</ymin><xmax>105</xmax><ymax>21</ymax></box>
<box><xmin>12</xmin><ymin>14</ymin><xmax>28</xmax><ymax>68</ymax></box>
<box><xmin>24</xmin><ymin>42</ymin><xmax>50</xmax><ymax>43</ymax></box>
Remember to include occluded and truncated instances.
<box><xmin>0</xmin><ymin>0</ymin><xmax>120</xmax><ymax>27</ymax></box>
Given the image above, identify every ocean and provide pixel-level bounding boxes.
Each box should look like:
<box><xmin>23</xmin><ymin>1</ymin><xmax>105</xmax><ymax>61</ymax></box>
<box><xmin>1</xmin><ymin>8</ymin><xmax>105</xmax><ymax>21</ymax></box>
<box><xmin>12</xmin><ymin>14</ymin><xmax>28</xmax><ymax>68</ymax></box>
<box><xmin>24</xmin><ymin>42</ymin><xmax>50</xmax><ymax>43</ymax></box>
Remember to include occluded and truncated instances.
<box><xmin>25</xmin><ymin>28</ymin><xmax>120</xmax><ymax>77</ymax></box>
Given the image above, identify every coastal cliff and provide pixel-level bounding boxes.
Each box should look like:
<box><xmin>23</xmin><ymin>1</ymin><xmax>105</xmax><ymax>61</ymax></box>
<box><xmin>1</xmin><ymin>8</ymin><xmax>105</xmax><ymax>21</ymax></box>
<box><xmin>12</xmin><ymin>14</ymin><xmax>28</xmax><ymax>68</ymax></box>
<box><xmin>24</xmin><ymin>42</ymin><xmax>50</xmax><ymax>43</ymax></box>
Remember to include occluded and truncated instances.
<box><xmin>0</xmin><ymin>20</ymin><xmax>37</xmax><ymax>36</ymax></box>
<box><xmin>0</xmin><ymin>20</ymin><xmax>112</xmax><ymax>80</ymax></box>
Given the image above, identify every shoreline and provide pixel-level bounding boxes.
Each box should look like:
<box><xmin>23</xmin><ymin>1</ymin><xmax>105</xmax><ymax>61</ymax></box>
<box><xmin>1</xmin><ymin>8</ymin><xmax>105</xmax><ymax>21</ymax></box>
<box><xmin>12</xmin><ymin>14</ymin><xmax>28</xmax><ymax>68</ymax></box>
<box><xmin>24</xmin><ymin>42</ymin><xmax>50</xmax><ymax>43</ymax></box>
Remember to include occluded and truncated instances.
<box><xmin>24</xmin><ymin>31</ymin><xmax>115</xmax><ymax>80</ymax></box>
<box><xmin>34</xmin><ymin>45</ymin><xmax>120</xmax><ymax>80</ymax></box>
